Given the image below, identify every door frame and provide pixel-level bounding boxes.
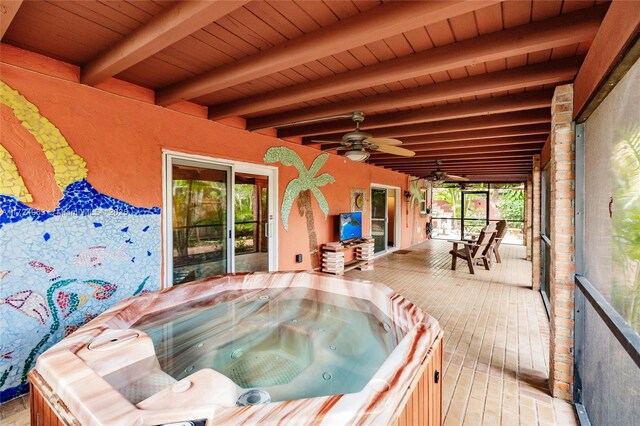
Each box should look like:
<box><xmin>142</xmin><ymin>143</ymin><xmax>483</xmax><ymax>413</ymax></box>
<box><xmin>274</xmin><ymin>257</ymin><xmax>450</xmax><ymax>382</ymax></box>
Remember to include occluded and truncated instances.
<box><xmin>370</xmin><ymin>183</ymin><xmax>401</xmax><ymax>254</ymax></box>
<box><xmin>162</xmin><ymin>150</ymin><xmax>278</xmax><ymax>288</ymax></box>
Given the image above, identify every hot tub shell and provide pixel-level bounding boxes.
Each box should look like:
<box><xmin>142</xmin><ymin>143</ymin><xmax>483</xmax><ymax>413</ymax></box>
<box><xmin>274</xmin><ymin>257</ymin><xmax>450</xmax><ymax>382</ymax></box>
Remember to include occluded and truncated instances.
<box><xmin>29</xmin><ymin>271</ymin><xmax>443</xmax><ymax>425</ymax></box>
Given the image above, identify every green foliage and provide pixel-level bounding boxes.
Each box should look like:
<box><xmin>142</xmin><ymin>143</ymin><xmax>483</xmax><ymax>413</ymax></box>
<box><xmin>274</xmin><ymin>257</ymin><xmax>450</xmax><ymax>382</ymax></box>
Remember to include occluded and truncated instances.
<box><xmin>495</xmin><ymin>187</ymin><xmax>525</xmax><ymax>221</ymax></box>
<box><xmin>611</xmin><ymin>126</ymin><xmax>640</xmax><ymax>332</ymax></box>
<box><xmin>432</xmin><ymin>187</ymin><xmax>462</xmax><ymax>217</ymax></box>
<box><xmin>433</xmin><ymin>183</ymin><xmax>524</xmax><ymax>222</ymax></box>
<box><xmin>172</xmin><ymin>179</ymin><xmax>226</xmax><ymax>256</ymax></box>
<box><xmin>235</xmin><ymin>184</ymin><xmax>256</xmax><ymax>222</ymax></box>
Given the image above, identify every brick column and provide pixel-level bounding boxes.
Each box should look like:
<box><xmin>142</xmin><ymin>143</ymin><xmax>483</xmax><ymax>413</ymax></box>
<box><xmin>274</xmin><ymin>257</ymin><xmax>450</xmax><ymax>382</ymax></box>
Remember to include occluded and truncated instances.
<box><xmin>549</xmin><ymin>84</ymin><xmax>576</xmax><ymax>400</ymax></box>
<box><xmin>532</xmin><ymin>155</ymin><xmax>541</xmax><ymax>290</ymax></box>
<box><xmin>525</xmin><ymin>174</ymin><xmax>533</xmax><ymax>260</ymax></box>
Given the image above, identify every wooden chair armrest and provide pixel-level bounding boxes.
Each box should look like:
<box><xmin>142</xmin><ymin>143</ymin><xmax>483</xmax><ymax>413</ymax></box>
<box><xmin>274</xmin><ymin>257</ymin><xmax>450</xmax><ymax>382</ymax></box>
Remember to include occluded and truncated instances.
<box><xmin>448</xmin><ymin>240</ymin><xmax>475</xmax><ymax>246</ymax></box>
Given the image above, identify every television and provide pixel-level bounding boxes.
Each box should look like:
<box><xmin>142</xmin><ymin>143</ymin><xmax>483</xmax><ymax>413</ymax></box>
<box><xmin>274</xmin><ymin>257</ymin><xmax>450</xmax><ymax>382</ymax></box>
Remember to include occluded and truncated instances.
<box><xmin>339</xmin><ymin>212</ymin><xmax>363</xmax><ymax>242</ymax></box>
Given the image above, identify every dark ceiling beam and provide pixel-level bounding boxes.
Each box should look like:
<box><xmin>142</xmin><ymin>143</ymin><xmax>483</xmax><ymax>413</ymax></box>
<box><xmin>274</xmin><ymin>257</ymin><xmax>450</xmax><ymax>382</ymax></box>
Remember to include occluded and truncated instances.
<box><xmin>156</xmin><ymin>0</ymin><xmax>498</xmax><ymax>106</ymax></box>
<box><xmin>251</xmin><ymin>57</ymin><xmax>578</xmax><ymax>130</ymax></box>
<box><xmin>372</xmin><ymin>157</ymin><xmax>536</xmax><ymax>168</ymax></box>
<box><xmin>400</xmin><ymin>172</ymin><xmax>532</xmax><ymax>178</ymax></box>
<box><xmin>308</xmin><ymin>109</ymin><xmax>550</xmax><ymax>143</ymax></box>
<box><xmin>374</xmin><ymin>162</ymin><xmax>534</xmax><ymax>171</ymax></box>
<box><xmin>396</xmin><ymin>160</ymin><xmax>532</xmax><ymax>166</ymax></box>
<box><xmin>439</xmin><ymin>175</ymin><xmax>530</xmax><ymax>181</ymax></box>
<box><xmin>280</xmin><ymin>90</ymin><xmax>553</xmax><ymax>138</ymax></box>
<box><xmin>399</xmin><ymin>124</ymin><xmax>549</xmax><ymax>145</ymax></box>
<box><xmin>371</xmin><ymin>153</ymin><xmax>535</xmax><ymax>162</ymax></box>
<box><xmin>573</xmin><ymin>1</ymin><xmax>640</xmax><ymax>120</ymax></box>
<box><xmin>394</xmin><ymin>164</ymin><xmax>531</xmax><ymax>170</ymax></box>
<box><xmin>401</xmin><ymin>159</ymin><xmax>533</xmax><ymax>167</ymax></box>
<box><xmin>396</xmin><ymin>165</ymin><xmax>531</xmax><ymax>171</ymax></box>
<box><xmin>389</xmin><ymin>171</ymin><xmax>529</xmax><ymax>178</ymax></box>
<box><xmin>316</xmin><ymin>123</ymin><xmax>550</xmax><ymax>148</ymax></box>
<box><xmin>373</xmin><ymin>158</ymin><xmax>534</xmax><ymax>168</ymax></box>
<box><xmin>368</xmin><ymin>143</ymin><xmax>544</xmax><ymax>161</ymax></box>
<box><xmin>370</xmin><ymin>150</ymin><xmax>540</xmax><ymax>163</ymax></box>
<box><xmin>208</xmin><ymin>6</ymin><xmax>604</xmax><ymax>120</ymax></box>
<box><xmin>366</xmin><ymin>135</ymin><xmax>546</xmax><ymax>155</ymax></box>
<box><xmin>392</xmin><ymin>168</ymin><xmax>533</xmax><ymax>174</ymax></box>
<box><xmin>81</xmin><ymin>1</ymin><xmax>248</xmax><ymax>86</ymax></box>
<box><xmin>381</xmin><ymin>164</ymin><xmax>533</xmax><ymax>174</ymax></box>
<box><xmin>391</xmin><ymin>163</ymin><xmax>532</xmax><ymax>170</ymax></box>
<box><xmin>0</xmin><ymin>0</ymin><xmax>22</xmax><ymax>39</ymax></box>
<box><xmin>406</xmin><ymin>169</ymin><xmax>532</xmax><ymax>175</ymax></box>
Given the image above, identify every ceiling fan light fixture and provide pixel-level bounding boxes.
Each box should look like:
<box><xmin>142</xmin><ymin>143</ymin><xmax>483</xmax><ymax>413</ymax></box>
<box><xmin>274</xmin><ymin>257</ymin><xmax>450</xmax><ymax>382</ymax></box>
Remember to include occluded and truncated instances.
<box><xmin>344</xmin><ymin>149</ymin><xmax>370</xmax><ymax>162</ymax></box>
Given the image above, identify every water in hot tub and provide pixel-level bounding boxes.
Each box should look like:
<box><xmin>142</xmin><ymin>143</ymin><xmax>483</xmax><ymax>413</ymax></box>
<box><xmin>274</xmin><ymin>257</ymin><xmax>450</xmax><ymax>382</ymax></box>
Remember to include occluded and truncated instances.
<box><xmin>134</xmin><ymin>287</ymin><xmax>406</xmax><ymax>403</ymax></box>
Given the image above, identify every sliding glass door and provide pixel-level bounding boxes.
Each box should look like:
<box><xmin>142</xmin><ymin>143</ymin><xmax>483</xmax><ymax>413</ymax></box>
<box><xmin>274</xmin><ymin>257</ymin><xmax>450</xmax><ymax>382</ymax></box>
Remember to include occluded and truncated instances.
<box><xmin>233</xmin><ymin>172</ymin><xmax>269</xmax><ymax>273</ymax></box>
<box><xmin>371</xmin><ymin>188</ymin><xmax>387</xmax><ymax>253</ymax></box>
<box><xmin>171</xmin><ymin>161</ymin><xmax>231</xmax><ymax>284</ymax></box>
<box><xmin>166</xmin><ymin>154</ymin><xmax>277</xmax><ymax>286</ymax></box>
<box><xmin>371</xmin><ymin>186</ymin><xmax>400</xmax><ymax>254</ymax></box>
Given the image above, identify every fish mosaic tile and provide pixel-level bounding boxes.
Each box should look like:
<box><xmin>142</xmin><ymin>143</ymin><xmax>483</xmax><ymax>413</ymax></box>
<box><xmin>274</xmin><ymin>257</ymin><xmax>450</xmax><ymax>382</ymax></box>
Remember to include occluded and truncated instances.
<box><xmin>0</xmin><ymin>81</ymin><xmax>161</xmax><ymax>402</ymax></box>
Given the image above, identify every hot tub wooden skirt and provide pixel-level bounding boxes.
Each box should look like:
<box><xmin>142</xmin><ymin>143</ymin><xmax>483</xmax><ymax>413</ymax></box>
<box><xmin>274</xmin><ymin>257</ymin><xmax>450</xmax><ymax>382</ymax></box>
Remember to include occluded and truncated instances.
<box><xmin>28</xmin><ymin>333</ymin><xmax>444</xmax><ymax>426</ymax></box>
<box><xmin>29</xmin><ymin>370</ymin><xmax>80</xmax><ymax>426</ymax></box>
<box><xmin>393</xmin><ymin>332</ymin><xmax>443</xmax><ymax>426</ymax></box>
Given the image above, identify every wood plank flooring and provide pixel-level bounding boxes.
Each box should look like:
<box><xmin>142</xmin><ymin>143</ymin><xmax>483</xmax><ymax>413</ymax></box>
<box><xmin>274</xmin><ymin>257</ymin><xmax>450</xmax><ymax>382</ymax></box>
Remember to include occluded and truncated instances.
<box><xmin>346</xmin><ymin>240</ymin><xmax>577</xmax><ymax>426</ymax></box>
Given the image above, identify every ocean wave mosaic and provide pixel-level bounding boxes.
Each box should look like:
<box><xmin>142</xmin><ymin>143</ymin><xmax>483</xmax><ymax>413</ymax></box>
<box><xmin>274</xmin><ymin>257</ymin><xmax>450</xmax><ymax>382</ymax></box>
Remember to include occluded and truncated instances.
<box><xmin>0</xmin><ymin>81</ymin><xmax>161</xmax><ymax>402</ymax></box>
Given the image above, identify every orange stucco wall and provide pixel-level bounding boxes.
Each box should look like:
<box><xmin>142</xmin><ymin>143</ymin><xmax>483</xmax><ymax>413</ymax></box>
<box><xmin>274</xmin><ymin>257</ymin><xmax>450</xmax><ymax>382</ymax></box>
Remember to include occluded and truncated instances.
<box><xmin>0</xmin><ymin>44</ymin><xmax>429</xmax><ymax>274</ymax></box>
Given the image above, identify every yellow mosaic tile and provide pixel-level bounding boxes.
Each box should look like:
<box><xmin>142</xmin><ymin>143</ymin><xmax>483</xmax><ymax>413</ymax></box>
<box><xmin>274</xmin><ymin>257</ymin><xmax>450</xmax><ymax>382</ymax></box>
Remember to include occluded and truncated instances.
<box><xmin>0</xmin><ymin>81</ymin><xmax>87</xmax><ymax>193</ymax></box>
<box><xmin>0</xmin><ymin>145</ymin><xmax>33</xmax><ymax>202</ymax></box>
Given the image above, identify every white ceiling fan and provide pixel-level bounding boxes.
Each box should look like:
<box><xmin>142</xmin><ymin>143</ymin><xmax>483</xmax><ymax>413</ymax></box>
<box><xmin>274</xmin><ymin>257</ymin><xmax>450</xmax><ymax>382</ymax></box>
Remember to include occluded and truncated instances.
<box><xmin>425</xmin><ymin>160</ymin><xmax>469</xmax><ymax>185</ymax></box>
<box><xmin>311</xmin><ymin>112</ymin><xmax>416</xmax><ymax>162</ymax></box>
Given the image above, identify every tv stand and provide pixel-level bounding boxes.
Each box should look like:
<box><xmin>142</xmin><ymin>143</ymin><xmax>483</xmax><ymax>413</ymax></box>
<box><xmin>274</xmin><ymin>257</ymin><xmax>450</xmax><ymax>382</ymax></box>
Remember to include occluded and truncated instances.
<box><xmin>321</xmin><ymin>239</ymin><xmax>375</xmax><ymax>275</ymax></box>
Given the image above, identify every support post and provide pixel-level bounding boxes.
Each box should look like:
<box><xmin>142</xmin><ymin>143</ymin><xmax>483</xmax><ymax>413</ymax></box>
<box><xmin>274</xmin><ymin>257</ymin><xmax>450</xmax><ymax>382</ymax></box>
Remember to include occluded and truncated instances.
<box><xmin>525</xmin><ymin>173</ymin><xmax>533</xmax><ymax>260</ymax></box>
<box><xmin>532</xmin><ymin>155</ymin><xmax>541</xmax><ymax>289</ymax></box>
<box><xmin>548</xmin><ymin>84</ymin><xmax>576</xmax><ymax>400</ymax></box>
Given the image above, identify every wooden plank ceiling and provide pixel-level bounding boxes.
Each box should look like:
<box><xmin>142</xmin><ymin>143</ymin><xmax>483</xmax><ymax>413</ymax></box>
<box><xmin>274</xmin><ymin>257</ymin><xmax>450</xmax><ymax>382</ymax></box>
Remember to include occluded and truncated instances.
<box><xmin>2</xmin><ymin>0</ymin><xmax>612</xmax><ymax>181</ymax></box>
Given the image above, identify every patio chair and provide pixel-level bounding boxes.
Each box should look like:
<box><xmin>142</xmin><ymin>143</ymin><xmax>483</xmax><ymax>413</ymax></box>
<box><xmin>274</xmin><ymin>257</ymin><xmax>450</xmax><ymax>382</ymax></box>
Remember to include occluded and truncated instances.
<box><xmin>492</xmin><ymin>220</ymin><xmax>508</xmax><ymax>263</ymax></box>
<box><xmin>448</xmin><ymin>223</ymin><xmax>497</xmax><ymax>274</ymax></box>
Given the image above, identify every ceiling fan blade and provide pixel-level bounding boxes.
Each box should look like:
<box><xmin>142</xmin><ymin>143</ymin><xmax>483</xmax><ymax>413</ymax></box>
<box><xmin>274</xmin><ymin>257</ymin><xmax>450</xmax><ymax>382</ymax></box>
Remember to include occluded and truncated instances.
<box><xmin>365</xmin><ymin>137</ymin><xmax>403</xmax><ymax>146</ymax></box>
<box><xmin>311</xmin><ymin>139</ymin><xmax>342</xmax><ymax>144</ymax></box>
<box><xmin>373</xmin><ymin>144</ymin><xmax>415</xmax><ymax>157</ymax></box>
<box><xmin>446</xmin><ymin>174</ymin><xmax>469</xmax><ymax>181</ymax></box>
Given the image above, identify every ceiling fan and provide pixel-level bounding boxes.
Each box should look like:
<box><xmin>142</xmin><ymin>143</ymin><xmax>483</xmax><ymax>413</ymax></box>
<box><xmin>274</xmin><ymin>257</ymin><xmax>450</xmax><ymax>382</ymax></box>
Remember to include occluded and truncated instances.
<box><xmin>311</xmin><ymin>112</ymin><xmax>416</xmax><ymax>162</ymax></box>
<box><xmin>425</xmin><ymin>160</ymin><xmax>469</xmax><ymax>185</ymax></box>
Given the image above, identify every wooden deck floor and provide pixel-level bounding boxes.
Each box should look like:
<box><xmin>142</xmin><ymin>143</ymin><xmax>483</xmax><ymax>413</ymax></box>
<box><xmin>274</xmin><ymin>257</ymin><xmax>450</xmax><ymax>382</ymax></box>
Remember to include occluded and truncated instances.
<box><xmin>346</xmin><ymin>239</ymin><xmax>577</xmax><ymax>426</ymax></box>
<box><xmin>0</xmin><ymin>240</ymin><xmax>578</xmax><ymax>426</ymax></box>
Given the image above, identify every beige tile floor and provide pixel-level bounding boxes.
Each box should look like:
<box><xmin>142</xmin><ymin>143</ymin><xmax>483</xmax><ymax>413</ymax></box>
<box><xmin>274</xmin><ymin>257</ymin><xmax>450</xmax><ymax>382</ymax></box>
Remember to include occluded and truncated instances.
<box><xmin>0</xmin><ymin>240</ymin><xmax>577</xmax><ymax>425</ymax></box>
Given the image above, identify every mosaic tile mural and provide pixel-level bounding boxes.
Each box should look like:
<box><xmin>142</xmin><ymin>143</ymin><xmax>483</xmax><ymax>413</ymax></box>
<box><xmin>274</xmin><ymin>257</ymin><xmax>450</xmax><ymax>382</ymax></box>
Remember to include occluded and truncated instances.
<box><xmin>0</xmin><ymin>81</ymin><xmax>161</xmax><ymax>402</ymax></box>
<box><xmin>264</xmin><ymin>147</ymin><xmax>334</xmax><ymax>270</ymax></box>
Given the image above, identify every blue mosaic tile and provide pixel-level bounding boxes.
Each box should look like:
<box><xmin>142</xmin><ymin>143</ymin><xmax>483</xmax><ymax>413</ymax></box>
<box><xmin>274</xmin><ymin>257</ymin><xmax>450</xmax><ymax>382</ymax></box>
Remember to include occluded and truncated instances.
<box><xmin>0</xmin><ymin>179</ymin><xmax>161</xmax><ymax>401</ymax></box>
<box><xmin>0</xmin><ymin>180</ymin><xmax>160</xmax><ymax>230</ymax></box>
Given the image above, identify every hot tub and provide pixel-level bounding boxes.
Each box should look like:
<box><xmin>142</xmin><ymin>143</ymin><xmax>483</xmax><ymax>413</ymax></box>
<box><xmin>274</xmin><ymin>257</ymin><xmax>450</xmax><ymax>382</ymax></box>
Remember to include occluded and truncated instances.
<box><xmin>29</xmin><ymin>272</ymin><xmax>443</xmax><ymax>425</ymax></box>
